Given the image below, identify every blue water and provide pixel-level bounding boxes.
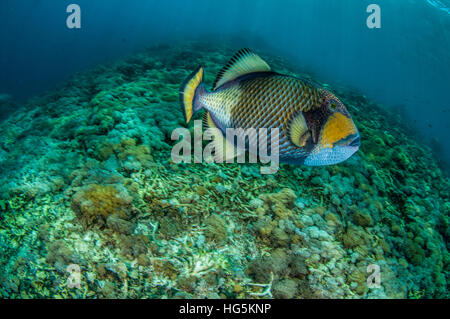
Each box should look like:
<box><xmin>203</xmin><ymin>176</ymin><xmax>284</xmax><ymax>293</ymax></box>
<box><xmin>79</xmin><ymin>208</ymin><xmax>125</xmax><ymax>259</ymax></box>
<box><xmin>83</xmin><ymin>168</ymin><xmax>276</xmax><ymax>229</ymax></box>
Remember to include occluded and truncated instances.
<box><xmin>0</xmin><ymin>0</ymin><xmax>449</xmax><ymax>165</ymax></box>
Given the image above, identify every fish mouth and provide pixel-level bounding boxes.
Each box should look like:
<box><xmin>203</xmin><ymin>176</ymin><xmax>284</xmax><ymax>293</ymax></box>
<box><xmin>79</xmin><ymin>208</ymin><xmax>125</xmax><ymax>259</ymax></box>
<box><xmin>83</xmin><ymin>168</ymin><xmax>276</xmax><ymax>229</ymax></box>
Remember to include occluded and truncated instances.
<box><xmin>349</xmin><ymin>135</ymin><xmax>361</xmax><ymax>148</ymax></box>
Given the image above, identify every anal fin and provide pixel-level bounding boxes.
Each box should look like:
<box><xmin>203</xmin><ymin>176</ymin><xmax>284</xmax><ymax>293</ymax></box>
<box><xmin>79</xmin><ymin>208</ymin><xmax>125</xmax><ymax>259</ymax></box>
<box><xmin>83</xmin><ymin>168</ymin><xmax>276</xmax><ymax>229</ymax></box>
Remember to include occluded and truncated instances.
<box><xmin>203</xmin><ymin>112</ymin><xmax>244</xmax><ymax>163</ymax></box>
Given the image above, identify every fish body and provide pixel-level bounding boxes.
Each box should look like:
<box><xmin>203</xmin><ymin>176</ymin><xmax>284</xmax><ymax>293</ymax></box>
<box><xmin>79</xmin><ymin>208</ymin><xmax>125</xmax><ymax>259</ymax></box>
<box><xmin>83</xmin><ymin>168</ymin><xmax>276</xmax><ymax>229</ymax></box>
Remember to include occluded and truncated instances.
<box><xmin>180</xmin><ymin>48</ymin><xmax>360</xmax><ymax>166</ymax></box>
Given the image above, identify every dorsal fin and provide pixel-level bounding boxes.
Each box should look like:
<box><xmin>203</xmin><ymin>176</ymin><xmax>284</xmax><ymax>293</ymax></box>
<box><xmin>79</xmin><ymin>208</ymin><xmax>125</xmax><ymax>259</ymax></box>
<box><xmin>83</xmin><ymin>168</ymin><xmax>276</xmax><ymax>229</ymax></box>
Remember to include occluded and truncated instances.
<box><xmin>213</xmin><ymin>48</ymin><xmax>271</xmax><ymax>90</ymax></box>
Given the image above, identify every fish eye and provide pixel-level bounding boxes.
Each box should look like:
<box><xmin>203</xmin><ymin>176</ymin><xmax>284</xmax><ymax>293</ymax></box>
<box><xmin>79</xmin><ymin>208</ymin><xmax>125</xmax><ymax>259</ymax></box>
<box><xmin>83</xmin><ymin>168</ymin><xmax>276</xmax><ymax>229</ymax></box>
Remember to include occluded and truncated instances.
<box><xmin>329</xmin><ymin>100</ymin><xmax>339</xmax><ymax>111</ymax></box>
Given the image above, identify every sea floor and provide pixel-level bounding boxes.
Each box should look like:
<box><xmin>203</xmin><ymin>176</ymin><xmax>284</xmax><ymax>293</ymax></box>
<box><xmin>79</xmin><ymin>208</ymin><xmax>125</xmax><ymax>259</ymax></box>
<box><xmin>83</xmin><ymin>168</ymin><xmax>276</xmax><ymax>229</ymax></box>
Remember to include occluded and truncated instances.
<box><xmin>0</xmin><ymin>42</ymin><xmax>448</xmax><ymax>299</ymax></box>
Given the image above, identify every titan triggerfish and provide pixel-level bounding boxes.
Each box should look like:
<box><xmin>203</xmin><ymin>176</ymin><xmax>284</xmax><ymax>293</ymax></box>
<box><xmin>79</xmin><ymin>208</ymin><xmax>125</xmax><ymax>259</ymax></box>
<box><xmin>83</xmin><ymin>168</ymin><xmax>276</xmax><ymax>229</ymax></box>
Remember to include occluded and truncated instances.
<box><xmin>180</xmin><ymin>48</ymin><xmax>360</xmax><ymax>166</ymax></box>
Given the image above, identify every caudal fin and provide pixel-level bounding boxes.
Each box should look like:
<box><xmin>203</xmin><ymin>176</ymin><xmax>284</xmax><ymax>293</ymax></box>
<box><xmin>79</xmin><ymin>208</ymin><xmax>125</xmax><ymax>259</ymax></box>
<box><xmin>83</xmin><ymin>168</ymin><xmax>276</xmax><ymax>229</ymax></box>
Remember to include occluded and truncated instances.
<box><xmin>180</xmin><ymin>66</ymin><xmax>204</xmax><ymax>124</ymax></box>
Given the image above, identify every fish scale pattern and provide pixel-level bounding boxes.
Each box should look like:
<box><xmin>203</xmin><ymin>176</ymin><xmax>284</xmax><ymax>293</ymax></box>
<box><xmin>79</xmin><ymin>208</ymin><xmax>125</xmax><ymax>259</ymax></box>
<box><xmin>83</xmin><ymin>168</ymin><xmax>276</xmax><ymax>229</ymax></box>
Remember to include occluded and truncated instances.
<box><xmin>215</xmin><ymin>75</ymin><xmax>322</xmax><ymax>156</ymax></box>
<box><xmin>232</xmin><ymin>76</ymin><xmax>320</xmax><ymax>130</ymax></box>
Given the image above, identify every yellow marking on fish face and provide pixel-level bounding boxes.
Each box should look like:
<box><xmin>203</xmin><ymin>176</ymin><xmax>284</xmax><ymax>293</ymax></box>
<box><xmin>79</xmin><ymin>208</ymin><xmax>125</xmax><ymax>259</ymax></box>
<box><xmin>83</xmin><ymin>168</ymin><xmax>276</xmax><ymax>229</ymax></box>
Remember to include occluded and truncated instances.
<box><xmin>320</xmin><ymin>112</ymin><xmax>357</xmax><ymax>149</ymax></box>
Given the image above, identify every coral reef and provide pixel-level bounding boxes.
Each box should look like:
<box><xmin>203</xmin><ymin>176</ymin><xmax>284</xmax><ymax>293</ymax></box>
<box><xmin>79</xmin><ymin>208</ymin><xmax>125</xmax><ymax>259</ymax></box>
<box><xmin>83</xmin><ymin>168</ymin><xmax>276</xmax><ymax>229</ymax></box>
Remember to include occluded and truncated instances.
<box><xmin>71</xmin><ymin>184</ymin><xmax>133</xmax><ymax>228</ymax></box>
<box><xmin>0</xmin><ymin>42</ymin><xmax>448</xmax><ymax>299</ymax></box>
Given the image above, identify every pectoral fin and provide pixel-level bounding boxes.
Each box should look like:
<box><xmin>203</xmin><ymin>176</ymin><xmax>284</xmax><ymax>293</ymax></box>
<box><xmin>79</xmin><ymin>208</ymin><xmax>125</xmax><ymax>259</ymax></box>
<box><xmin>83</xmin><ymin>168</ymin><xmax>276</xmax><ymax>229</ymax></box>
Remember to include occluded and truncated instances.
<box><xmin>289</xmin><ymin>113</ymin><xmax>310</xmax><ymax>148</ymax></box>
